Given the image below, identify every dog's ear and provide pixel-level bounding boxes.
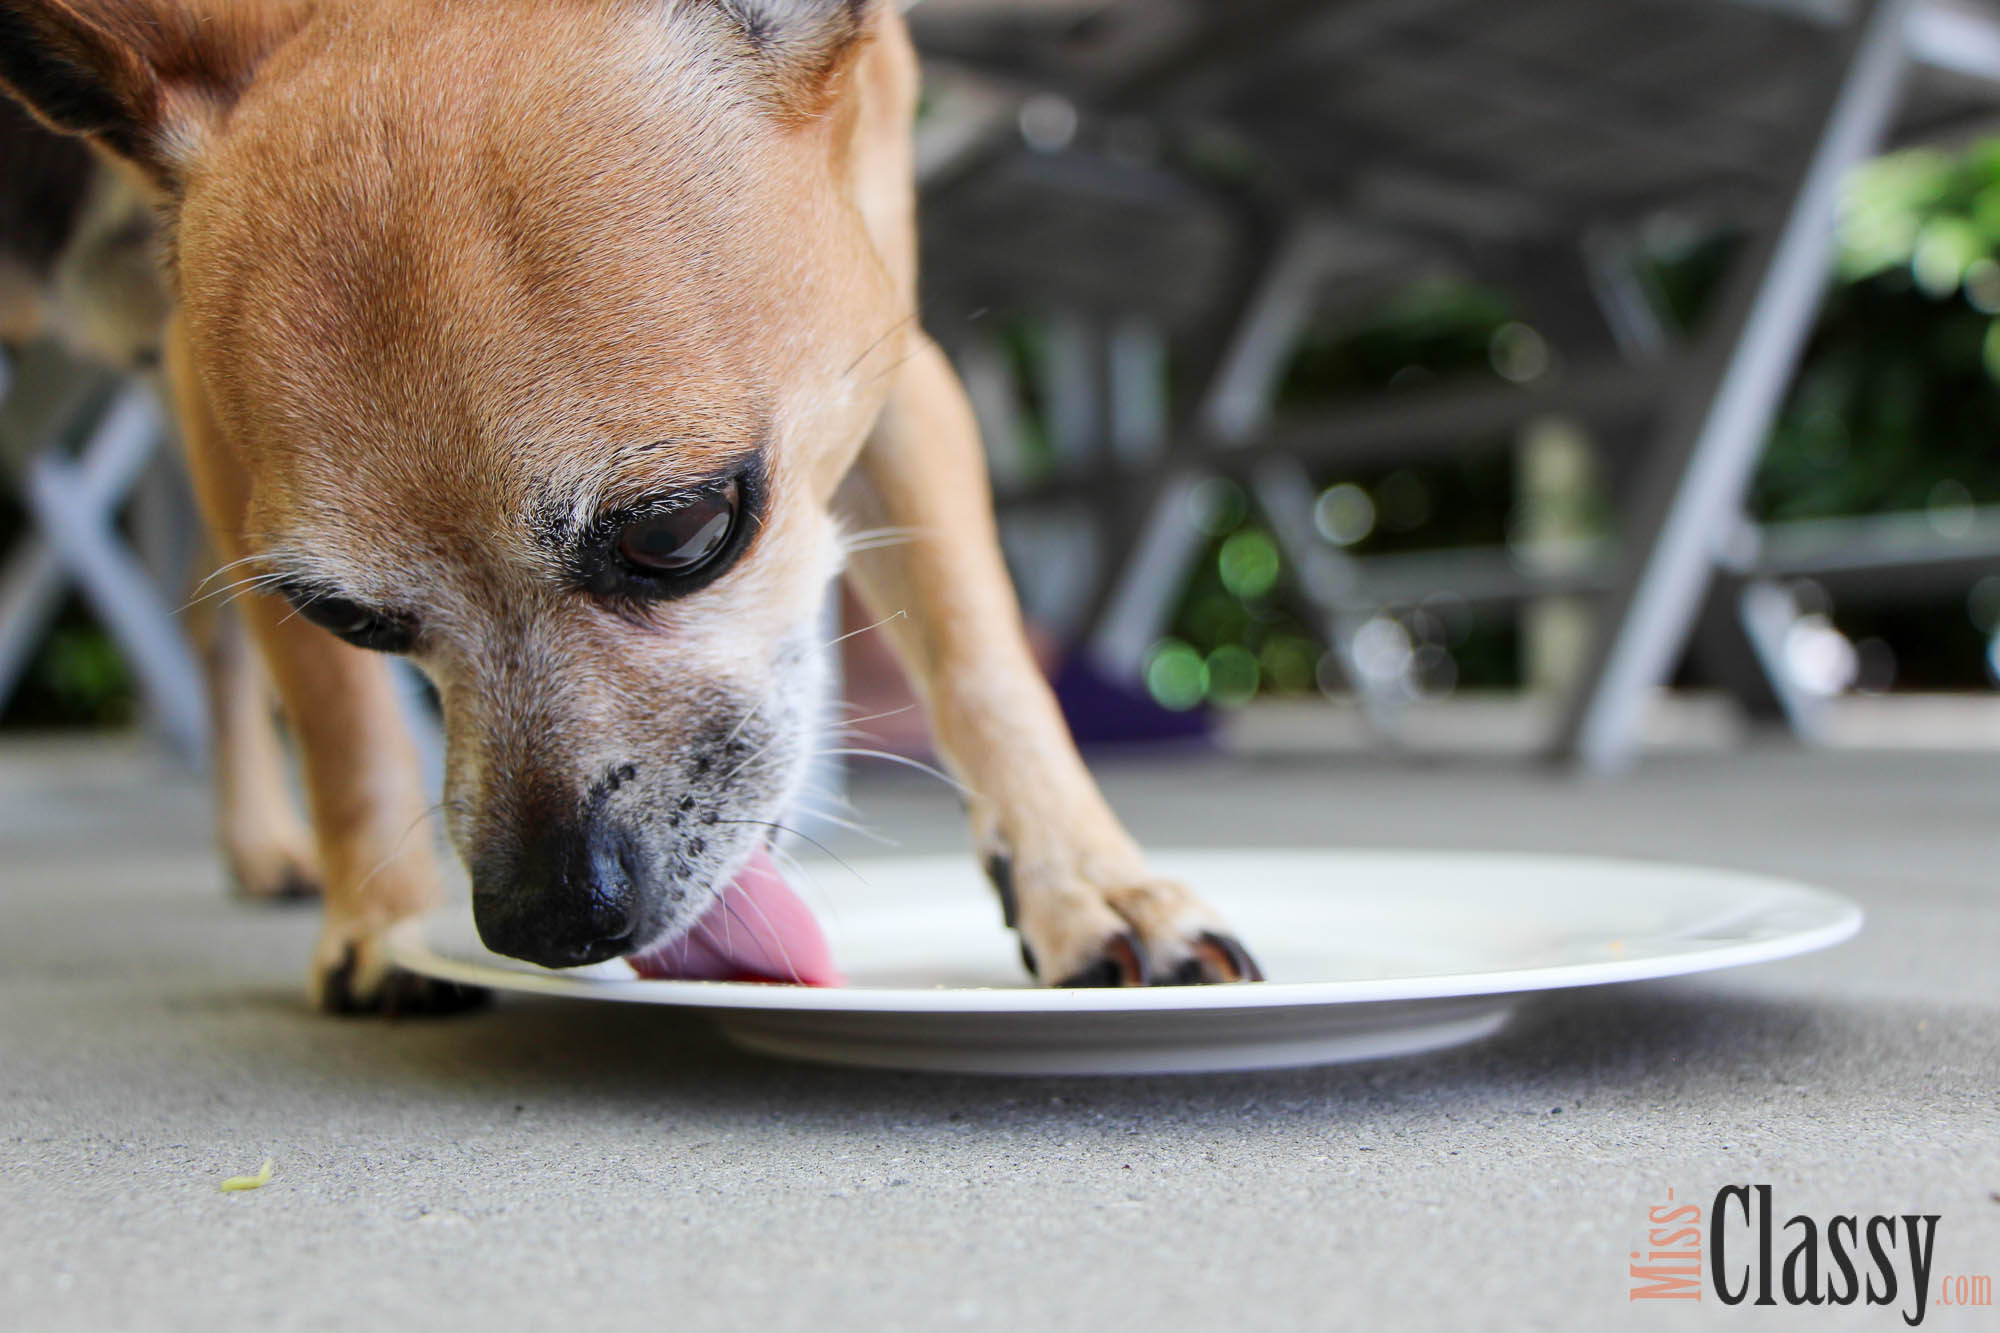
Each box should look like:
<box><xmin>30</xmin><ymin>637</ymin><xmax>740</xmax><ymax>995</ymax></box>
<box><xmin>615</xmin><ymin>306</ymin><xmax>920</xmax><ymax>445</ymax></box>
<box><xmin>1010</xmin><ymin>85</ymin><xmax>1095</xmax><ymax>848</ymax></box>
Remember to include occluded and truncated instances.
<box><xmin>0</xmin><ymin>0</ymin><xmax>306</xmax><ymax>192</ymax></box>
<box><xmin>713</xmin><ymin>0</ymin><xmax>879</xmax><ymax>116</ymax></box>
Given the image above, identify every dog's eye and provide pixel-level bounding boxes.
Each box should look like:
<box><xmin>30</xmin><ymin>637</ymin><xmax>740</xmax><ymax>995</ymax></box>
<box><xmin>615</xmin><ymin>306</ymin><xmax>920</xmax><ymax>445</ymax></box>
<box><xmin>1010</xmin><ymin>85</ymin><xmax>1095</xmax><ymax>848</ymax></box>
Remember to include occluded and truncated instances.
<box><xmin>288</xmin><ymin>590</ymin><xmax>415</xmax><ymax>654</ymax></box>
<box><xmin>614</xmin><ymin>481</ymin><xmax>738</xmax><ymax>579</ymax></box>
<box><xmin>580</xmin><ymin>470</ymin><xmax>759</xmax><ymax>604</ymax></box>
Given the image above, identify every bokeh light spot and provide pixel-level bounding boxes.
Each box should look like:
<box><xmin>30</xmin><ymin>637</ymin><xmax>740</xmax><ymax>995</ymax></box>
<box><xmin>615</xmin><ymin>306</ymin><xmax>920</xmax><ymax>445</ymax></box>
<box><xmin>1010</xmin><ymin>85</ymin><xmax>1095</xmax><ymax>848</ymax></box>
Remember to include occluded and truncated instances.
<box><xmin>1350</xmin><ymin>616</ymin><xmax>1415</xmax><ymax>685</ymax></box>
<box><xmin>1312</xmin><ymin>483</ymin><xmax>1376</xmax><ymax>547</ymax></box>
<box><xmin>1783</xmin><ymin>614</ymin><xmax>1859</xmax><ymax>698</ymax></box>
<box><xmin>1488</xmin><ymin>322</ymin><xmax>1550</xmax><ymax>383</ymax></box>
<box><xmin>1981</xmin><ymin>320</ymin><xmax>2000</xmax><ymax>382</ymax></box>
<box><xmin>1259</xmin><ymin>636</ymin><xmax>1317</xmax><ymax>693</ymax></box>
<box><xmin>1968</xmin><ymin>575</ymin><xmax>2000</xmax><ymax>634</ymax></box>
<box><xmin>1911</xmin><ymin>216</ymin><xmax>1983</xmax><ymax>298</ymax></box>
<box><xmin>1218</xmin><ymin>529</ymin><xmax>1281</xmax><ymax>600</ymax></box>
<box><xmin>1205</xmin><ymin>645</ymin><xmax>1260</xmax><ymax>706</ymax></box>
<box><xmin>1926</xmin><ymin>478</ymin><xmax>1975</xmax><ymax>538</ymax></box>
<box><xmin>1144</xmin><ymin>640</ymin><xmax>1209</xmax><ymax>711</ymax></box>
<box><xmin>1966</xmin><ymin>257</ymin><xmax>2000</xmax><ymax>313</ymax></box>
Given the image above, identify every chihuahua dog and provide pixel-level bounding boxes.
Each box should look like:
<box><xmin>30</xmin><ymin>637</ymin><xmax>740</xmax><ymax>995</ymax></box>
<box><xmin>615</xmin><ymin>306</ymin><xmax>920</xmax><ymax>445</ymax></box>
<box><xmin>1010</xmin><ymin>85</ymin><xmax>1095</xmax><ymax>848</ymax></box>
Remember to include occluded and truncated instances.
<box><xmin>0</xmin><ymin>0</ymin><xmax>1260</xmax><ymax>1010</ymax></box>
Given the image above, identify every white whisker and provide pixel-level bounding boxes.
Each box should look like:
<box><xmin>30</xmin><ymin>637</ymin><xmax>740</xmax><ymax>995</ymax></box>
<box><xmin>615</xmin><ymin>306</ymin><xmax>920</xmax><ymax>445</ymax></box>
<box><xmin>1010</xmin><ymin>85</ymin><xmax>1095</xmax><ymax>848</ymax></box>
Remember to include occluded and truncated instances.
<box><xmin>341</xmin><ymin>799</ymin><xmax>449</xmax><ymax>904</ymax></box>
<box><xmin>188</xmin><ymin>552</ymin><xmax>272</xmax><ymax>593</ymax></box>
<box><xmin>832</xmin><ymin>702</ymin><xmax>918</xmax><ymax>731</ymax></box>
<box><xmin>838</xmin><ymin>525</ymin><xmax>929</xmax><ymax>556</ymax></box>
<box><xmin>837</xmin><ymin>311</ymin><xmax>918</xmax><ymax>383</ymax></box>
<box><xmin>714</xmin><ymin>818</ymin><xmax>873</xmax><ymax>888</ymax></box>
<box><xmin>766</xmin><ymin>841</ymin><xmax>845</xmax><ymax>937</ymax></box>
<box><xmin>814</xmin><ymin>746</ymin><xmax>976</xmax><ymax>799</ymax></box>
<box><xmin>720</xmin><ymin>888</ymin><xmax>800</xmax><ymax>984</ymax></box>
<box><xmin>788</xmin><ymin>802</ymin><xmax>897</xmax><ymax>846</ymax></box>
<box><xmin>792</xmin><ymin>776</ymin><xmax>859</xmax><ymax>809</ymax></box>
<box><xmin>822</xmin><ymin>607</ymin><xmax>907</xmax><ymax>652</ymax></box>
<box><xmin>718</xmin><ymin>689</ymin><xmax>770</xmax><ymax>753</ymax></box>
<box><xmin>177</xmin><ymin>570</ymin><xmax>289</xmax><ymax>614</ymax></box>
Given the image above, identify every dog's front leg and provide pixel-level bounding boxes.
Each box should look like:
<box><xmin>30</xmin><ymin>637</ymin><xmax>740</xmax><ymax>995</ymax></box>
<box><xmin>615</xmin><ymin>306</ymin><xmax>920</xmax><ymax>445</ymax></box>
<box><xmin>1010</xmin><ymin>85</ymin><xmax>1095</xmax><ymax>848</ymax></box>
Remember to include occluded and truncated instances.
<box><xmin>839</xmin><ymin>336</ymin><xmax>1261</xmax><ymax>986</ymax></box>
<box><xmin>196</xmin><ymin>600</ymin><xmax>321</xmax><ymax>903</ymax></box>
<box><xmin>165</xmin><ymin>322</ymin><xmax>481</xmax><ymax>1014</ymax></box>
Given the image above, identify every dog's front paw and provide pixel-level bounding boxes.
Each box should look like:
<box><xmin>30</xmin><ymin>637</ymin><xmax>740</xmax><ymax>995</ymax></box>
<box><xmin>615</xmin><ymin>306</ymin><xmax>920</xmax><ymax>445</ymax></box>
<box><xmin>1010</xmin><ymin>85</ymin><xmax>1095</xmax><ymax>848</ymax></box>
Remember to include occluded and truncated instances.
<box><xmin>309</xmin><ymin>919</ymin><xmax>489</xmax><ymax>1017</ymax></box>
<box><xmin>987</xmin><ymin>856</ymin><xmax>1264</xmax><ymax>988</ymax></box>
<box><xmin>226</xmin><ymin>839</ymin><xmax>322</xmax><ymax>905</ymax></box>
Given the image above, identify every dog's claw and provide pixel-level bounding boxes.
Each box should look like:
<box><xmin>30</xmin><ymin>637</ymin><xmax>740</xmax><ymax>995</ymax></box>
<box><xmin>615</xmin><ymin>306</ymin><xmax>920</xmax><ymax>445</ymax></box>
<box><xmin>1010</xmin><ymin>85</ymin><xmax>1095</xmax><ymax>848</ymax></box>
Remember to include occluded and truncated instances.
<box><xmin>378</xmin><ymin>971</ymin><xmax>491</xmax><ymax>1018</ymax></box>
<box><xmin>1054</xmin><ymin>930</ymin><xmax>1149</xmax><ymax>988</ymax></box>
<box><xmin>275</xmin><ymin>871</ymin><xmax>320</xmax><ymax>902</ymax></box>
<box><xmin>1171</xmin><ymin>931</ymin><xmax>1265</xmax><ymax>985</ymax></box>
<box><xmin>228</xmin><ymin>858</ymin><xmax>321</xmax><ymax>907</ymax></box>
<box><xmin>318</xmin><ymin>943</ymin><xmax>490</xmax><ymax>1018</ymax></box>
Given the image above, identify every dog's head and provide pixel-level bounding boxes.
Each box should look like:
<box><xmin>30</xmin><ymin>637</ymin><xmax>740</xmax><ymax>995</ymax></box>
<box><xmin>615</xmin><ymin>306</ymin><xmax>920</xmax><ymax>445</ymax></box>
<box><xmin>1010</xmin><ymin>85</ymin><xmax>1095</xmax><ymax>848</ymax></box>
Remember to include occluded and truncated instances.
<box><xmin>0</xmin><ymin>0</ymin><xmax>913</xmax><ymax>966</ymax></box>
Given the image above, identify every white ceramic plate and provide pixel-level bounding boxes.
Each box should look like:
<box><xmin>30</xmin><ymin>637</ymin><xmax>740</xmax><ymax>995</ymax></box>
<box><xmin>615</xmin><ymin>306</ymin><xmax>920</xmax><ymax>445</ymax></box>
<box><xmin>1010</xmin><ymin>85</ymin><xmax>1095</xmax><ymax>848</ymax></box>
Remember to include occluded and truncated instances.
<box><xmin>385</xmin><ymin>849</ymin><xmax>1862</xmax><ymax>1075</ymax></box>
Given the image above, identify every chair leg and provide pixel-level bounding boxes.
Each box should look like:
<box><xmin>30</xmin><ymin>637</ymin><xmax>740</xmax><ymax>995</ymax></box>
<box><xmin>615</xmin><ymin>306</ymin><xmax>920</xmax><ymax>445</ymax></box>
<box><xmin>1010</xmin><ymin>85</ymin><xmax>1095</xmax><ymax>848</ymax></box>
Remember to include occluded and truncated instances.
<box><xmin>20</xmin><ymin>385</ymin><xmax>208</xmax><ymax>763</ymax></box>
<box><xmin>1082</xmin><ymin>223</ymin><xmax>1341</xmax><ymax>681</ymax></box>
<box><xmin>1554</xmin><ymin>0</ymin><xmax>1913</xmax><ymax>772</ymax></box>
<box><xmin>0</xmin><ymin>539</ymin><xmax>68</xmax><ymax>707</ymax></box>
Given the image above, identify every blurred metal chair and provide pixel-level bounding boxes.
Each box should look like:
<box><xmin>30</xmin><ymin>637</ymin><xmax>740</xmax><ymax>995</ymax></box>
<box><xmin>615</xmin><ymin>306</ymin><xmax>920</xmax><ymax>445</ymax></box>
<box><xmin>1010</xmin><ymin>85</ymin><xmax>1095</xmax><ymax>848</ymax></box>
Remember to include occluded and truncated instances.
<box><xmin>911</xmin><ymin>0</ymin><xmax>2000</xmax><ymax>768</ymax></box>
<box><xmin>0</xmin><ymin>341</ymin><xmax>206</xmax><ymax>761</ymax></box>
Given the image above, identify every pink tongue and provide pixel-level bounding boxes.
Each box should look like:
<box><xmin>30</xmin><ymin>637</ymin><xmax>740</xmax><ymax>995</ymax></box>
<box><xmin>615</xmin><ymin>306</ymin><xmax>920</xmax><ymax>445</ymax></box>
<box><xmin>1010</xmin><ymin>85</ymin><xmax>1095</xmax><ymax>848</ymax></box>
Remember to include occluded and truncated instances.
<box><xmin>624</xmin><ymin>847</ymin><xmax>841</xmax><ymax>986</ymax></box>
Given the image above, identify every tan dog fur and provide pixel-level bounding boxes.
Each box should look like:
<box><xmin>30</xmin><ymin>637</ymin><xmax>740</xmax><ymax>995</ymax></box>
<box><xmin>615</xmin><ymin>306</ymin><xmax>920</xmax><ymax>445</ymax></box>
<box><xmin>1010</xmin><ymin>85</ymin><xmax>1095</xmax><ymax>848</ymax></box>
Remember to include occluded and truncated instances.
<box><xmin>0</xmin><ymin>0</ymin><xmax>1258</xmax><ymax>1007</ymax></box>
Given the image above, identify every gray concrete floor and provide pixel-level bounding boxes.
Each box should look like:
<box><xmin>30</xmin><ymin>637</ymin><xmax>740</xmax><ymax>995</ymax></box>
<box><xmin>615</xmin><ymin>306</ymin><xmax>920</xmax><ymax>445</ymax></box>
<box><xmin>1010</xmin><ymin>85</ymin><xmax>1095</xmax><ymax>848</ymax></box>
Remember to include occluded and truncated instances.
<box><xmin>2</xmin><ymin>735</ymin><xmax>1997</xmax><ymax>1331</ymax></box>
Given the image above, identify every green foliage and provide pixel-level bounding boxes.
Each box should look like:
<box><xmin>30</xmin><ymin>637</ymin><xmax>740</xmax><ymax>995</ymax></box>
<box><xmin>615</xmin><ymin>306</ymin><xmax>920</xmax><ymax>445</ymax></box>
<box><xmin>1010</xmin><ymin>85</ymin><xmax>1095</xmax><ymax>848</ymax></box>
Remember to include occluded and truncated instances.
<box><xmin>1837</xmin><ymin>143</ymin><xmax>2000</xmax><ymax>287</ymax></box>
<box><xmin>1147</xmin><ymin>139</ymin><xmax>2000</xmax><ymax>709</ymax></box>
<box><xmin>0</xmin><ymin>603</ymin><xmax>136</xmax><ymax>730</ymax></box>
<box><xmin>1754</xmin><ymin>276</ymin><xmax>2000</xmax><ymax>520</ymax></box>
<box><xmin>1752</xmin><ymin>144</ymin><xmax>2000</xmax><ymax>521</ymax></box>
<box><xmin>1151</xmin><ymin>268</ymin><xmax>1532</xmax><ymax>709</ymax></box>
<box><xmin>1279</xmin><ymin>275</ymin><xmax>1513</xmax><ymax>400</ymax></box>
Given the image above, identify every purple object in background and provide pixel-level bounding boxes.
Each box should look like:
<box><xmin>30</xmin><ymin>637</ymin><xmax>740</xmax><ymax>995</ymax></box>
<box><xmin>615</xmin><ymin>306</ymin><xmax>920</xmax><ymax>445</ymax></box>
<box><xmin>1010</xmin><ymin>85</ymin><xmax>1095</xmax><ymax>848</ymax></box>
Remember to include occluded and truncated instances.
<box><xmin>1051</xmin><ymin>652</ymin><xmax>1214</xmax><ymax>748</ymax></box>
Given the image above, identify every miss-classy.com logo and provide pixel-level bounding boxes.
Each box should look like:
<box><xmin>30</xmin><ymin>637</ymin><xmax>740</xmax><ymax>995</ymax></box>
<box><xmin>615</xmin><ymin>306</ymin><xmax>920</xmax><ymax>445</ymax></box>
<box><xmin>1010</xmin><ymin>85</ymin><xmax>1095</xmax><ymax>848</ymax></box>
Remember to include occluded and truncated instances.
<box><xmin>1630</xmin><ymin>1186</ymin><xmax>1992</xmax><ymax>1325</ymax></box>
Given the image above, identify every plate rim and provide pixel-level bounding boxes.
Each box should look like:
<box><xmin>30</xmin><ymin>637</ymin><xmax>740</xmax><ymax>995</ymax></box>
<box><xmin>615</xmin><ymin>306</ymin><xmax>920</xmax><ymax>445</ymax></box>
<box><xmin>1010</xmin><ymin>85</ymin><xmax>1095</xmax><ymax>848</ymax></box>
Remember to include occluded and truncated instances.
<box><xmin>384</xmin><ymin>847</ymin><xmax>1865</xmax><ymax>1015</ymax></box>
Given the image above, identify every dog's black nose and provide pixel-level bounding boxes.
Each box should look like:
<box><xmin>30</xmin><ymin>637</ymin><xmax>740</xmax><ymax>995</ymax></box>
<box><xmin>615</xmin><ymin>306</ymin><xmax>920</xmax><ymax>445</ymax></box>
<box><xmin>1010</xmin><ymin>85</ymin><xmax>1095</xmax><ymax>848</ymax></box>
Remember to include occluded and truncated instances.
<box><xmin>471</xmin><ymin>818</ymin><xmax>644</xmax><ymax>968</ymax></box>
